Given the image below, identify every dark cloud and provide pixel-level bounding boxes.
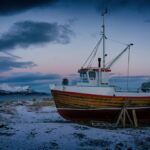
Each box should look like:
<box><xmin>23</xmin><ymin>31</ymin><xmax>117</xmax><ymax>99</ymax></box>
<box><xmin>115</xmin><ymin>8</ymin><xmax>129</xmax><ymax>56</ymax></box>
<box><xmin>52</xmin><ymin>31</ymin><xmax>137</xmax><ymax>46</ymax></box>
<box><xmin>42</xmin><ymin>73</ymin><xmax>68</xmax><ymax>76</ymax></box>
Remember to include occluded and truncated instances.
<box><xmin>0</xmin><ymin>72</ymin><xmax>61</xmax><ymax>85</ymax></box>
<box><xmin>56</xmin><ymin>0</ymin><xmax>150</xmax><ymax>12</ymax></box>
<box><xmin>95</xmin><ymin>0</ymin><xmax>150</xmax><ymax>12</ymax></box>
<box><xmin>0</xmin><ymin>0</ymin><xmax>149</xmax><ymax>16</ymax></box>
<box><xmin>0</xmin><ymin>56</ymin><xmax>36</xmax><ymax>72</ymax></box>
<box><xmin>0</xmin><ymin>0</ymin><xmax>57</xmax><ymax>15</ymax></box>
<box><xmin>62</xmin><ymin>0</ymin><xmax>150</xmax><ymax>13</ymax></box>
<box><xmin>0</xmin><ymin>21</ymin><xmax>74</xmax><ymax>51</ymax></box>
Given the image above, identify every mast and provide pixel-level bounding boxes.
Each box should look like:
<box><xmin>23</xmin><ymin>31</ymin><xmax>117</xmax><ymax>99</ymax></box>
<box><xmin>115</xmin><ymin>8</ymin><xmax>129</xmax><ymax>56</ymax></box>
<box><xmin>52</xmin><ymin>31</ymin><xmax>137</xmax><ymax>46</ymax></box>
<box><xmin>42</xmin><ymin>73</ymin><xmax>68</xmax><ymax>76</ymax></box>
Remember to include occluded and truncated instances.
<box><xmin>101</xmin><ymin>9</ymin><xmax>107</xmax><ymax>68</ymax></box>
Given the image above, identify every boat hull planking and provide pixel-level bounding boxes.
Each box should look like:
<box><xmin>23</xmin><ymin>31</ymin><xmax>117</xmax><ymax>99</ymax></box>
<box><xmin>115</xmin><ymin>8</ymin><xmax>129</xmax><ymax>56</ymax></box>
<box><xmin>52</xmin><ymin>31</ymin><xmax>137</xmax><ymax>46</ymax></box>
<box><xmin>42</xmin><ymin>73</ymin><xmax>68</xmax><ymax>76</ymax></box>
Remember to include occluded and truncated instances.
<box><xmin>51</xmin><ymin>90</ymin><xmax>150</xmax><ymax>125</ymax></box>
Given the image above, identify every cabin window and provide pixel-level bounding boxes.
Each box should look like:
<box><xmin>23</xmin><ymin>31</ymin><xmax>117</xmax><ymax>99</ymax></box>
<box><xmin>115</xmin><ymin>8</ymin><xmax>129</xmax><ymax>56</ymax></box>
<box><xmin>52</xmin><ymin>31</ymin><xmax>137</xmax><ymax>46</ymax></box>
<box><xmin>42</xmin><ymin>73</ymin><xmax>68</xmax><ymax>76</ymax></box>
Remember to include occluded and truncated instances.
<box><xmin>80</xmin><ymin>72</ymin><xmax>88</xmax><ymax>82</ymax></box>
<box><xmin>89</xmin><ymin>71</ymin><xmax>96</xmax><ymax>80</ymax></box>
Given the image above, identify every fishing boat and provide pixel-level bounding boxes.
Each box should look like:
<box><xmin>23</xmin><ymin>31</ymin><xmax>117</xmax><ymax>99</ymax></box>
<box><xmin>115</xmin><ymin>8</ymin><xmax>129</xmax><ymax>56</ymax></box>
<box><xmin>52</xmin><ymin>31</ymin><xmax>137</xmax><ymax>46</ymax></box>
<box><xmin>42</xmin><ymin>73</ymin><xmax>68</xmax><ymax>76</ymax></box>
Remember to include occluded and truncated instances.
<box><xmin>50</xmin><ymin>11</ymin><xmax>150</xmax><ymax>125</ymax></box>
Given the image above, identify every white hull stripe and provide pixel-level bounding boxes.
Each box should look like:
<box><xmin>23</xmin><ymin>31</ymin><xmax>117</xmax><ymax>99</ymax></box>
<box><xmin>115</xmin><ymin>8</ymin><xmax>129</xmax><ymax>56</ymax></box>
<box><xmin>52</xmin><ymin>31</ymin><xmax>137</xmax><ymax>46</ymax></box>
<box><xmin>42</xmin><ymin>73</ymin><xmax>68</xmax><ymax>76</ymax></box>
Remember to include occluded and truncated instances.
<box><xmin>58</xmin><ymin>107</ymin><xmax>150</xmax><ymax>111</ymax></box>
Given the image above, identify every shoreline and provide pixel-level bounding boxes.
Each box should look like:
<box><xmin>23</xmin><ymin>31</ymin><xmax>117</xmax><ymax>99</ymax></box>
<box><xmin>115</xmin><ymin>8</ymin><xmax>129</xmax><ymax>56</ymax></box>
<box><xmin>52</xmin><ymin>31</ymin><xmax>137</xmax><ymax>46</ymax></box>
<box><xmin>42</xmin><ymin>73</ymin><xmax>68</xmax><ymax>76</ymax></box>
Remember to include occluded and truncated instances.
<box><xmin>0</xmin><ymin>98</ymin><xmax>150</xmax><ymax>150</ymax></box>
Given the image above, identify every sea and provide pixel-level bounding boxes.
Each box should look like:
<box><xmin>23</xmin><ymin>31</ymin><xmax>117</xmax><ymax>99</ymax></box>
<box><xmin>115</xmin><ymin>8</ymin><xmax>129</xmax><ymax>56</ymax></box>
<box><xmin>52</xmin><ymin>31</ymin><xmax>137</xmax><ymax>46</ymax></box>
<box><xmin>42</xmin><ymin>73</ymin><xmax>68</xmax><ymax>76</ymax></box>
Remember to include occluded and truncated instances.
<box><xmin>0</xmin><ymin>94</ymin><xmax>51</xmax><ymax>102</ymax></box>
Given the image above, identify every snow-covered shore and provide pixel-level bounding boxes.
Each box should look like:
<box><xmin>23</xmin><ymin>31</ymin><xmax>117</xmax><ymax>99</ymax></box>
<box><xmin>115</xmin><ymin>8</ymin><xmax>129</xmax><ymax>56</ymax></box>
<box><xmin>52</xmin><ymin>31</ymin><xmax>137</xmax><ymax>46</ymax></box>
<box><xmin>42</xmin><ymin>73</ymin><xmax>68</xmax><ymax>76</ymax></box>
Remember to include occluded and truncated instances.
<box><xmin>0</xmin><ymin>100</ymin><xmax>150</xmax><ymax>150</ymax></box>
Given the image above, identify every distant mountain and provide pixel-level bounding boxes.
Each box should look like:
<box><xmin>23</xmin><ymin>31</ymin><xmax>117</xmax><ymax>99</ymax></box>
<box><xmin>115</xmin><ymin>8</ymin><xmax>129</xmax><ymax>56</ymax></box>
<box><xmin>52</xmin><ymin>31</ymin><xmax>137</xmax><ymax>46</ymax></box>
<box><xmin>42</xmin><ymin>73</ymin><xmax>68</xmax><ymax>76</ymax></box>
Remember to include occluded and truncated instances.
<box><xmin>0</xmin><ymin>84</ymin><xmax>32</xmax><ymax>92</ymax></box>
<box><xmin>0</xmin><ymin>84</ymin><xmax>48</xmax><ymax>95</ymax></box>
<box><xmin>0</xmin><ymin>89</ymin><xmax>48</xmax><ymax>95</ymax></box>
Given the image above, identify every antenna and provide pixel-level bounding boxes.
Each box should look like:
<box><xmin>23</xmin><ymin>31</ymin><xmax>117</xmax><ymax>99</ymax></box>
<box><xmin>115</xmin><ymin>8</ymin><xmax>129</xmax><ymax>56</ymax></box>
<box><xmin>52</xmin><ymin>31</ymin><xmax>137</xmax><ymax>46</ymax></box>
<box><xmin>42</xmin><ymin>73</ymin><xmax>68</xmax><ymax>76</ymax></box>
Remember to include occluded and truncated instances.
<box><xmin>101</xmin><ymin>8</ymin><xmax>108</xmax><ymax>68</ymax></box>
<box><xmin>101</xmin><ymin>8</ymin><xmax>108</xmax><ymax>16</ymax></box>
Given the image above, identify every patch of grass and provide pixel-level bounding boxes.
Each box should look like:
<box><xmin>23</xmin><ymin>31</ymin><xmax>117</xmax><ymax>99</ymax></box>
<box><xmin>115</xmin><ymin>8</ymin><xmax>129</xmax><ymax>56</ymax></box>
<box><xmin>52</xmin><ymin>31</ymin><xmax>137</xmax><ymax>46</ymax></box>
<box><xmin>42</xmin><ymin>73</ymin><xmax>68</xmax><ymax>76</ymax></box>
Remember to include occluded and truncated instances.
<box><xmin>30</xmin><ymin>100</ymin><xmax>55</xmax><ymax>107</ymax></box>
<box><xmin>27</xmin><ymin>100</ymin><xmax>55</xmax><ymax>111</ymax></box>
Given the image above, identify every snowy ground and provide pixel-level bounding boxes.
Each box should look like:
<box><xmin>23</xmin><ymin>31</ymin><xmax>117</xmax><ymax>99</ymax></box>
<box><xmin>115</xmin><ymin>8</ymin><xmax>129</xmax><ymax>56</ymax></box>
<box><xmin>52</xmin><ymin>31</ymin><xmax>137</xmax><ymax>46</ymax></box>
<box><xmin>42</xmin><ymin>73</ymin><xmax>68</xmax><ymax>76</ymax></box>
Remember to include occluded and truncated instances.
<box><xmin>0</xmin><ymin>100</ymin><xmax>150</xmax><ymax>150</ymax></box>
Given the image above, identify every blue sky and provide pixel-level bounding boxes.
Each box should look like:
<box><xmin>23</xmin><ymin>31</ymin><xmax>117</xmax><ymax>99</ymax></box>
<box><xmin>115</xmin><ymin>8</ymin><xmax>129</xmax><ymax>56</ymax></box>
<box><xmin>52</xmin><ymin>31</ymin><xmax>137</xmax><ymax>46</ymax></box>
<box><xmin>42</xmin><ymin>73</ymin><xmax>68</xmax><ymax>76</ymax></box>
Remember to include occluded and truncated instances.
<box><xmin>0</xmin><ymin>0</ymin><xmax>150</xmax><ymax>92</ymax></box>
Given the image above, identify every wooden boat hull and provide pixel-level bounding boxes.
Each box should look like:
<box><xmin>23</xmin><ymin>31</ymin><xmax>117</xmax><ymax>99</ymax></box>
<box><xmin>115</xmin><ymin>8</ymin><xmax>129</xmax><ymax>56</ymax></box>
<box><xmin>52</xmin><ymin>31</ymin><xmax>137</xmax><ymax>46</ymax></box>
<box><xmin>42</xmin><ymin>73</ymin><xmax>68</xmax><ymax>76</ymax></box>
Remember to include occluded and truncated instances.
<box><xmin>57</xmin><ymin>108</ymin><xmax>150</xmax><ymax>125</ymax></box>
<box><xmin>51</xmin><ymin>90</ymin><xmax>150</xmax><ymax>125</ymax></box>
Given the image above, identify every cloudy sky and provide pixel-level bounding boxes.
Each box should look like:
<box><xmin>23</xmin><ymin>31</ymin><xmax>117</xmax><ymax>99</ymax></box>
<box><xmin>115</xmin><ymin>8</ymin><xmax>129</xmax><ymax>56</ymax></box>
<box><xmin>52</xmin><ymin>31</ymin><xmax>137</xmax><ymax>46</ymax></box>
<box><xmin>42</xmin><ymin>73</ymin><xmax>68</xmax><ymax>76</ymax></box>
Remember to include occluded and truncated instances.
<box><xmin>0</xmin><ymin>0</ymin><xmax>150</xmax><ymax>92</ymax></box>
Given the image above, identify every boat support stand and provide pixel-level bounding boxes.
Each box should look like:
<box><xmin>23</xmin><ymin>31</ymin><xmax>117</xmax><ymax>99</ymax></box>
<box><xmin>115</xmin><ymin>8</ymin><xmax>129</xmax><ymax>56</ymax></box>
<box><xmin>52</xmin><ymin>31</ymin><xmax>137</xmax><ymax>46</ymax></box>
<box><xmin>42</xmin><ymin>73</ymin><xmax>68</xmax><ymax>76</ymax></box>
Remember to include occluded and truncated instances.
<box><xmin>116</xmin><ymin>105</ymin><xmax>138</xmax><ymax>128</ymax></box>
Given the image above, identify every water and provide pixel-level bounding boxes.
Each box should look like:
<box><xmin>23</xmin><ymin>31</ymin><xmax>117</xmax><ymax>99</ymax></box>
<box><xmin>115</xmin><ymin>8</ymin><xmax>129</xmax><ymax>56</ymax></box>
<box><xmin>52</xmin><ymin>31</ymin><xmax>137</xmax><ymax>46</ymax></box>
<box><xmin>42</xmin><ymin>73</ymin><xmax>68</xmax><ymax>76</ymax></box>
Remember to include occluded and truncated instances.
<box><xmin>0</xmin><ymin>94</ymin><xmax>51</xmax><ymax>102</ymax></box>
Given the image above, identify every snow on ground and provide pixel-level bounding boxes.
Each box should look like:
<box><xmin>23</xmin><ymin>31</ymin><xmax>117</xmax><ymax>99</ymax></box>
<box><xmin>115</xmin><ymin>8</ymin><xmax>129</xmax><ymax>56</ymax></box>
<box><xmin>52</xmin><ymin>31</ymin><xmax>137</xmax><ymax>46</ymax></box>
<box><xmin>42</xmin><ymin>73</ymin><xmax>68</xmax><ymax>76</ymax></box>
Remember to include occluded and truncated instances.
<box><xmin>0</xmin><ymin>101</ymin><xmax>150</xmax><ymax>150</ymax></box>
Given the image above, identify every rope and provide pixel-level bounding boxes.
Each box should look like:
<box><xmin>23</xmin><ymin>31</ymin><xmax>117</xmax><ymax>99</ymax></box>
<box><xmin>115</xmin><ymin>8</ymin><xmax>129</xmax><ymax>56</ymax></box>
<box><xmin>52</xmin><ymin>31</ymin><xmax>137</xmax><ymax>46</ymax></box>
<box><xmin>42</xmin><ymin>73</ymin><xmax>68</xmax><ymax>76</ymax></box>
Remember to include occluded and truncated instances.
<box><xmin>127</xmin><ymin>47</ymin><xmax>130</xmax><ymax>90</ymax></box>
<box><xmin>87</xmin><ymin>38</ymin><xmax>102</xmax><ymax>67</ymax></box>
<box><xmin>82</xmin><ymin>36</ymin><xmax>130</xmax><ymax>69</ymax></box>
<box><xmin>82</xmin><ymin>37</ymin><xmax>102</xmax><ymax>68</ymax></box>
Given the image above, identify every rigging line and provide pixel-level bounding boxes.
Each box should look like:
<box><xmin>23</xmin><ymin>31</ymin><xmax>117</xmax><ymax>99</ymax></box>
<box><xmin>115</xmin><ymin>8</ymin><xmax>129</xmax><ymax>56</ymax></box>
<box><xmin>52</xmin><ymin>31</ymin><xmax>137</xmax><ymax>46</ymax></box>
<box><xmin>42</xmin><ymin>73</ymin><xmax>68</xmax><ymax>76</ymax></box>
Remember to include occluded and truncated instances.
<box><xmin>127</xmin><ymin>47</ymin><xmax>130</xmax><ymax>91</ymax></box>
<box><xmin>88</xmin><ymin>39</ymin><xmax>101</xmax><ymax>67</ymax></box>
<box><xmin>87</xmin><ymin>37</ymin><xmax>103</xmax><ymax>67</ymax></box>
<box><xmin>83</xmin><ymin>38</ymin><xmax>102</xmax><ymax>67</ymax></box>
<box><xmin>107</xmin><ymin>37</ymin><xmax>128</xmax><ymax>46</ymax></box>
<box><xmin>82</xmin><ymin>42</ymin><xmax>99</xmax><ymax>67</ymax></box>
<box><xmin>82</xmin><ymin>37</ymin><xmax>102</xmax><ymax>68</ymax></box>
<box><xmin>87</xmin><ymin>42</ymin><xmax>99</xmax><ymax>67</ymax></box>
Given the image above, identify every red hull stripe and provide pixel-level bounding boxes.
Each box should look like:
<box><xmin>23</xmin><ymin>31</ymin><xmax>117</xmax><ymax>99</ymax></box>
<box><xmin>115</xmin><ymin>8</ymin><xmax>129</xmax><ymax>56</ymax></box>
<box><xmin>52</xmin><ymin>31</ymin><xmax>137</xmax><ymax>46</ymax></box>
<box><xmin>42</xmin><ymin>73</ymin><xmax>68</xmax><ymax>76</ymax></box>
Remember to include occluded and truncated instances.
<box><xmin>51</xmin><ymin>89</ymin><xmax>150</xmax><ymax>99</ymax></box>
<box><xmin>58</xmin><ymin>107</ymin><xmax>150</xmax><ymax>111</ymax></box>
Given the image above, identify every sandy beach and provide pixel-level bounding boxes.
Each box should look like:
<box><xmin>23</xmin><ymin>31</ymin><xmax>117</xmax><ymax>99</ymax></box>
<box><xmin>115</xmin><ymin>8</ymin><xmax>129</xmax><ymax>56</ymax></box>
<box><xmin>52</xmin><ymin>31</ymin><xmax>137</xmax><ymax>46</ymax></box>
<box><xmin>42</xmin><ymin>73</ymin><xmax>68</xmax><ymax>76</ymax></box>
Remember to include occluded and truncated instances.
<box><xmin>0</xmin><ymin>99</ymin><xmax>150</xmax><ymax>150</ymax></box>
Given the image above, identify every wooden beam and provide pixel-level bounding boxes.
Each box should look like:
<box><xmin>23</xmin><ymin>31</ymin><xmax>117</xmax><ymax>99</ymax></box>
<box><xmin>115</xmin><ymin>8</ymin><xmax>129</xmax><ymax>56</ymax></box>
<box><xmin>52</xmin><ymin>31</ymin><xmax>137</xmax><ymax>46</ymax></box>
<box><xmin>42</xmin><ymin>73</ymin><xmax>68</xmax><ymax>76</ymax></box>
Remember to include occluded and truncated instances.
<box><xmin>132</xmin><ymin>109</ymin><xmax>138</xmax><ymax>127</ymax></box>
<box><xmin>116</xmin><ymin>105</ymin><xmax>138</xmax><ymax>128</ymax></box>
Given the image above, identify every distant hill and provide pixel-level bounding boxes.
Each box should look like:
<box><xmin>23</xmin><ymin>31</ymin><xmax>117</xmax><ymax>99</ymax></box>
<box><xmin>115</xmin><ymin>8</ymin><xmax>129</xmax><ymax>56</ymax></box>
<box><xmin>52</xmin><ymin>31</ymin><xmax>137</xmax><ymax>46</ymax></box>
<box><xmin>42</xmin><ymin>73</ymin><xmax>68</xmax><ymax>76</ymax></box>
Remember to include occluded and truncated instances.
<box><xmin>0</xmin><ymin>89</ymin><xmax>48</xmax><ymax>96</ymax></box>
<box><xmin>0</xmin><ymin>84</ymin><xmax>49</xmax><ymax>95</ymax></box>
